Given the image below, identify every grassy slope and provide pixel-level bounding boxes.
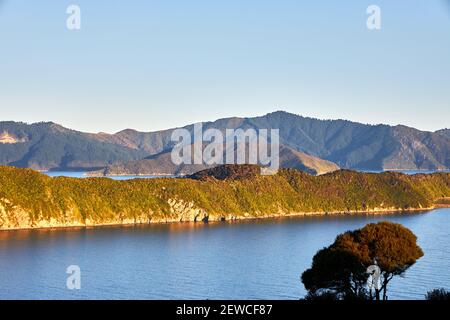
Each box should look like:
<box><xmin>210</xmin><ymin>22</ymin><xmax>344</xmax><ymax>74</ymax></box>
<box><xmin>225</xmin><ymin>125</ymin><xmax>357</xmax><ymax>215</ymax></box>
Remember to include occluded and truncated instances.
<box><xmin>0</xmin><ymin>166</ymin><xmax>449</xmax><ymax>229</ymax></box>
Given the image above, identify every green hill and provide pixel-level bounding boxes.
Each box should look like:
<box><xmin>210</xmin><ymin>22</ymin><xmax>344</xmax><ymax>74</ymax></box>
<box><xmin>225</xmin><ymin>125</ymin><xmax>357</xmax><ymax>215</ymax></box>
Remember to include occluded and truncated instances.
<box><xmin>0</xmin><ymin>165</ymin><xmax>449</xmax><ymax>230</ymax></box>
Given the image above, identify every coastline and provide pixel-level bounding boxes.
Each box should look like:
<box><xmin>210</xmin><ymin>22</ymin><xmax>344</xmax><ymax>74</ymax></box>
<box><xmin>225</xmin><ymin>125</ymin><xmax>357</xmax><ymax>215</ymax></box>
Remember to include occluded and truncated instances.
<box><xmin>83</xmin><ymin>172</ymin><xmax>179</xmax><ymax>178</ymax></box>
<box><xmin>0</xmin><ymin>205</ymin><xmax>445</xmax><ymax>232</ymax></box>
<box><xmin>2</xmin><ymin>166</ymin><xmax>449</xmax><ymax>232</ymax></box>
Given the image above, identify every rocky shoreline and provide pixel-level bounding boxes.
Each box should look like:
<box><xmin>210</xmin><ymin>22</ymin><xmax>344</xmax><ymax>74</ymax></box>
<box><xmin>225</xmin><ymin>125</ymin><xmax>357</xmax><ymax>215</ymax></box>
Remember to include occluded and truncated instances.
<box><xmin>1</xmin><ymin>165</ymin><xmax>449</xmax><ymax>231</ymax></box>
<box><xmin>1</xmin><ymin>203</ymin><xmax>445</xmax><ymax>231</ymax></box>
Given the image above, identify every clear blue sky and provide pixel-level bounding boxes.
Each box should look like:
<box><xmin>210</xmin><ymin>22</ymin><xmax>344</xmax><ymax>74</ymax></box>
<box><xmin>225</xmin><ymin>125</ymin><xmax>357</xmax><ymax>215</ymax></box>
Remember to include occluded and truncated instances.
<box><xmin>0</xmin><ymin>0</ymin><xmax>449</xmax><ymax>133</ymax></box>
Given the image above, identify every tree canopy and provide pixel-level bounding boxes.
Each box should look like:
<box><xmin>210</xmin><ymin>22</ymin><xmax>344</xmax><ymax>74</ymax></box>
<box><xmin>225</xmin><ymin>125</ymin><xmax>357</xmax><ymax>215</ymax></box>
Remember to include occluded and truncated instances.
<box><xmin>302</xmin><ymin>222</ymin><xmax>424</xmax><ymax>300</ymax></box>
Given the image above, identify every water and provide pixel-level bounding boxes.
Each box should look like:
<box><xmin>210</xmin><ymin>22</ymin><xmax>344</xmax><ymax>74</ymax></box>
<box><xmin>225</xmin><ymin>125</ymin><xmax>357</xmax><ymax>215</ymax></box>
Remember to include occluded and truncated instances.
<box><xmin>44</xmin><ymin>171</ymin><xmax>172</xmax><ymax>180</ymax></box>
<box><xmin>0</xmin><ymin>209</ymin><xmax>449</xmax><ymax>300</ymax></box>
<box><xmin>359</xmin><ymin>169</ymin><xmax>450</xmax><ymax>175</ymax></box>
<box><xmin>44</xmin><ymin>170</ymin><xmax>449</xmax><ymax>180</ymax></box>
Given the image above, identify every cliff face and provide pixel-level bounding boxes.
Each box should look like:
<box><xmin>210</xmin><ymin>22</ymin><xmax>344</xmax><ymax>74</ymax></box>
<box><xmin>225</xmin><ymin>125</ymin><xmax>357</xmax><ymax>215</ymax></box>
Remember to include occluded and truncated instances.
<box><xmin>0</xmin><ymin>165</ymin><xmax>449</xmax><ymax>230</ymax></box>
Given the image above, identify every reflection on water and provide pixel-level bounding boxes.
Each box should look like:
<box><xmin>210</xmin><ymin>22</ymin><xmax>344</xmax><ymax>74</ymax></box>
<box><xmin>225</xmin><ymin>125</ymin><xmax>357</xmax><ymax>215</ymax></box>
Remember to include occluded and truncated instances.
<box><xmin>0</xmin><ymin>209</ymin><xmax>449</xmax><ymax>300</ymax></box>
<box><xmin>356</xmin><ymin>169</ymin><xmax>450</xmax><ymax>175</ymax></box>
<box><xmin>44</xmin><ymin>171</ymin><xmax>174</xmax><ymax>180</ymax></box>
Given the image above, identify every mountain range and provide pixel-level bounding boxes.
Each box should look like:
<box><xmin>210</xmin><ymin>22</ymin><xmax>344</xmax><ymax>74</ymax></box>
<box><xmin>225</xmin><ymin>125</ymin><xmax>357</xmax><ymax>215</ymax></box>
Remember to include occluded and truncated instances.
<box><xmin>1</xmin><ymin>111</ymin><xmax>449</xmax><ymax>174</ymax></box>
<box><xmin>93</xmin><ymin>143</ymin><xmax>339</xmax><ymax>176</ymax></box>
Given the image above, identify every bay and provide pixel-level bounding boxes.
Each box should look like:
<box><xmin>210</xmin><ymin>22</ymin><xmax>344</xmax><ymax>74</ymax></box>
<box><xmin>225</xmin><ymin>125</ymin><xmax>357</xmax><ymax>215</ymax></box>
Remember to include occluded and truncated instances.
<box><xmin>0</xmin><ymin>209</ymin><xmax>449</xmax><ymax>300</ymax></box>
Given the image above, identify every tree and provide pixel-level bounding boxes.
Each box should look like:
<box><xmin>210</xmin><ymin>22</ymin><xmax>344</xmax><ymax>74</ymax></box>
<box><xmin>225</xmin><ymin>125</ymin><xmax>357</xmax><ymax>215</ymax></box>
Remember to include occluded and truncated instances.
<box><xmin>301</xmin><ymin>246</ymin><xmax>368</xmax><ymax>300</ymax></box>
<box><xmin>301</xmin><ymin>222</ymin><xmax>423</xmax><ymax>300</ymax></box>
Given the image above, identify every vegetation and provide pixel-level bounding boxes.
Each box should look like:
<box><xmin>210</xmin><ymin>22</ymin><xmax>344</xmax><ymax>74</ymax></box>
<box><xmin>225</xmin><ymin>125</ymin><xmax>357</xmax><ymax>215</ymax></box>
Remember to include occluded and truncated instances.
<box><xmin>188</xmin><ymin>164</ymin><xmax>262</xmax><ymax>181</ymax></box>
<box><xmin>425</xmin><ymin>288</ymin><xmax>450</xmax><ymax>300</ymax></box>
<box><xmin>301</xmin><ymin>222</ymin><xmax>424</xmax><ymax>300</ymax></box>
<box><xmin>0</xmin><ymin>165</ymin><xmax>449</xmax><ymax>229</ymax></box>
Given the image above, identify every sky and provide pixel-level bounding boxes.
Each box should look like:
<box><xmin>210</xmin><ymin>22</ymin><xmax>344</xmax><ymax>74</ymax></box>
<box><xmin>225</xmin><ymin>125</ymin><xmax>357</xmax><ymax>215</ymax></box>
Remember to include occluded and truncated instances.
<box><xmin>0</xmin><ymin>0</ymin><xmax>449</xmax><ymax>133</ymax></box>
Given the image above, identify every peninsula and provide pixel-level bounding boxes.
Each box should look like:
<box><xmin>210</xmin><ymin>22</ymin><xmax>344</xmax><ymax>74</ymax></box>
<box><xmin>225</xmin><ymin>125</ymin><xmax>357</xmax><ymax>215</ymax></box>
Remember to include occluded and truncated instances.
<box><xmin>0</xmin><ymin>165</ymin><xmax>449</xmax><ymax>230</ymax></box>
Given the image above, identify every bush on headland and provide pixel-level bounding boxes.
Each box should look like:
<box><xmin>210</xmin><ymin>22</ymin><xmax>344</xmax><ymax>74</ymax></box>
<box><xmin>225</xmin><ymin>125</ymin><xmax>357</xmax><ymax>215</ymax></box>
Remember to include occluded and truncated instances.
<box><xmin>0</xmin><ymin>165</ymin><xmax>449</xmax><ymax>229</ymax></box>
<box><xmin>426</xmin><ymin>288</ymin><xmax>450</xmax><ymax>300</ymax></box>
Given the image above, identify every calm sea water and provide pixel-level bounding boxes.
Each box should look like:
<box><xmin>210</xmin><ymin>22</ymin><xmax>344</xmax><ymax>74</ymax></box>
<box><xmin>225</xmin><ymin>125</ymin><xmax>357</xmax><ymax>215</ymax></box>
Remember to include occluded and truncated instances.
<box><xmin>43</xmin><ymin>169</ymin><xmax>450</xmax><ymax>180</ymax></box>
<box><xmin>0</xmin><ymin>209</ymin><xmax>449</xmax><ymax>300</ymax></box>
<box><xmin>359</xmin><ymin>170</ymin><xmax>450</xmax><ymax>175</ymax></box>
<box><xmin>44</xmin><ymin>171</ymin><xmax>171</xmax><ymax>180</ymax></box>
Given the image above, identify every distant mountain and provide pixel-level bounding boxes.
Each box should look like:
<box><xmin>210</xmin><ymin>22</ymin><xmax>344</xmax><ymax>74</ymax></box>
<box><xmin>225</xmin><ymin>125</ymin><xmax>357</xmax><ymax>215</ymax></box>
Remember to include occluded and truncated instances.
<box><xmin>244</xmin><ymin>112</ymin><xmax>450</xmax><ymax>170</ymax></box>
<box><xmin>1</xmin><ymin>111</ymin><xmax>449</xmax><ymax>171</ymax></box>
<box><xmin>436</xmin><ymin>129</ymin><xmax>450</xmax><ymax>139</ymax></box>
<box><xmin>92</xmin><ymin>144</ymin><xmax>340</xmax><ymax>176</ymax></box>
<box><xmin>98</xmin><ymin>147</ymin><xmax>209</xmax><ymax>177</ymax></box>
<box><xmin>278</xmin><ymin>145</ymin><xmax>339</xmax><ymax>174</ymax></box>
<box><xmin>0</xmin><ymin>121</ymin><xmax>147</xmax><ymax>170</ymax></box>
<box><xmin>100</xmin><ymin>111</ymin><xmax>450</xmax><ymax>171</ymax></box>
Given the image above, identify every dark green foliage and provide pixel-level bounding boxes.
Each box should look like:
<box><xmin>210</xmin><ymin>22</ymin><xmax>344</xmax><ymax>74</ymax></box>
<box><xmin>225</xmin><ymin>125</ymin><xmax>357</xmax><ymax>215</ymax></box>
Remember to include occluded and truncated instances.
<box><xmin>303</xmin><ymin>291</ymin><xmax>339</xmax><ymax>301</ymax></box>
<box><xmin>425</xmin><ymin>288</ymin><xmax>450</xmax><ymax>300</ymax></box>
<box><xmin>301</xmin><ymin>222</ymin><xmax>424</xmax><ymax>300</ymax></box>
<box><xmin>188</xmin><ymin>164</ymin><xmax>261</xmax><ymax>181</ymax></box>
<box><xmin>301</xmin><ymin>247</ymin><xmax>368</xmax><ymax>300</ymax></box>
